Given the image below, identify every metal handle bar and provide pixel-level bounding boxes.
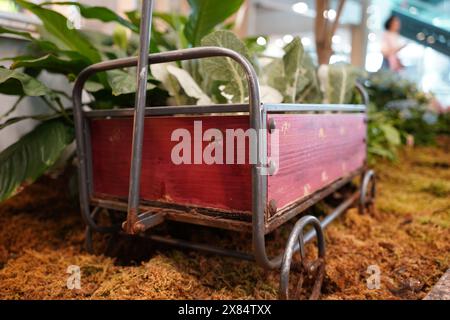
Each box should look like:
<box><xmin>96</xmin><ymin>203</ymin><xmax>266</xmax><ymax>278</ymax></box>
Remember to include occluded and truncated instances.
<box><xmin>71</xmin><ymin>46</ymin><xmax>264</xmax><ymax>240</ymax></box>
<box><xmin>355</xmin><ymin>82</ymin><xmax>370</xmax><ymax>106</ymax></box>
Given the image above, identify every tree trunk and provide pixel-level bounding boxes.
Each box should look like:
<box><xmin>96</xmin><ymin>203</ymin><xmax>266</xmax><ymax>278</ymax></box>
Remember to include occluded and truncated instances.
<box><xmin>315</xmin><ymin>0</ymin><xmax>346</xmax><ymax>65</ymax></box>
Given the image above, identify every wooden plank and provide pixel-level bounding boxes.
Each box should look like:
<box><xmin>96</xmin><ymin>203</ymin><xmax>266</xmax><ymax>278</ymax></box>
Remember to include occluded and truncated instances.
<box><xmin>90</xmin><ymin>197</ymin><xmax>252</xmax><ymax>233</ymax></box>
<box><xmin>90</xmin><ymin>113</ymin><xmax>367</xmax><ymax>225</ymax></box>
<box><xmin>424</xmin><ymin>269</ymin><xmax>450</xmax><ymax>300</ymax></box>
<box><xmin>266</xmin><ymin>170</ymin><xmax>362</xmax><ymax>233</ymax></box>
<box><xmin>267</xmin><ymin>114</ymin><xmax>366</xmax><ymax>211</ymax></box>
<box><xmin>90</xmin><ymin>115</ymin><xmax>252</xmax><ymax>213</ymax></box>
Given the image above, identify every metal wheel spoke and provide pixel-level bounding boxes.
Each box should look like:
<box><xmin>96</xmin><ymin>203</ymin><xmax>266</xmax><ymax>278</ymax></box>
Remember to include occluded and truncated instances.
<box><xmin>279</xmin><ymin>215</ymin><xmax>326</xmax><ymax>300</ymax></box>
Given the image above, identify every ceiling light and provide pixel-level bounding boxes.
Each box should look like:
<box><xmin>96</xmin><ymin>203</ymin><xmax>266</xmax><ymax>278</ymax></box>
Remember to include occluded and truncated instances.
<box><xmin>301</xmin><ymin>37</ymin><xmax>311</xmax><ymax>46</ymax></box>
<box><xmin>292</xmin><ymin>2</ymin><xmax>308</xmax><ymax>14</ymax></box>
<box><xmin>332</xmin><ymin>35</ymin><xmax>341</xmax><ymax>44</ymax></box>
<box><xmin>327</xmin><ymin>9</ymin><xmax>337</xmax><ymax>21</ymax></box>
<box><xmin>368</xmin><ymin>33</ymin><xmax>377</xmax><ymax>42</ymax></box>
<box><xmin>283</xmin><ymin>34</ymin><xmax>294</xmax><ymax>43</ymax></box>
<box><xmin>256</xmin><ymin>36</ymin><xmax>267</xmax><ymax>46</ymax></box>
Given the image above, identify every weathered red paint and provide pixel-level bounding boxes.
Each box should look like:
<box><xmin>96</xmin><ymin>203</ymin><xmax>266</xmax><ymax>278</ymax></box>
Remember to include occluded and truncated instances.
<box><xmin>267</xmin><ymin>114</ymin><xmax>366</xmax><ymax>210</ymax></box>
<box><xmin>90</xmin><ymin>115</ymin><xmax>252</xmax><ymax>213</ymax></box>
<box><xmin>89</xmin><ymin>113</ymin><xmax>366</xmax><ymax>216</ymax></box>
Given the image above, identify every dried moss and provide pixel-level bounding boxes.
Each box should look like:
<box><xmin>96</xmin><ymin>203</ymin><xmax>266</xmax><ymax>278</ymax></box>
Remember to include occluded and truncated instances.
<box><xmin>0</xmin><ymin>138</ymin><xmax>449</xmax><ymax>300</ymax></box>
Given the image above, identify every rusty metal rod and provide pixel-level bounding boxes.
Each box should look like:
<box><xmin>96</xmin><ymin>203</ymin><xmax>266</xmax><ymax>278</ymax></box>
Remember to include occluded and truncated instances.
<box><xmin>303</xmin><ymin>192</ymin><xmax>359</xmax><ymax>243</ymax></box>
<box><xmin>126</xmin><ymin>0</ymin><xmax>154</xmax><ymax>234</ymax></box>
<box><xmin>147</xmin><ymin>235</ymin><xmax>255</xmax><ymax>261</ymax></box>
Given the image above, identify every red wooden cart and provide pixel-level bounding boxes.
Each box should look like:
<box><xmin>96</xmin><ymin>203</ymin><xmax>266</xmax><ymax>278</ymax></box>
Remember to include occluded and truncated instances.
<box><xmin>72</xmin><ymin>1</ymin><xmax>376</xmax><ymax>299</ymax></box>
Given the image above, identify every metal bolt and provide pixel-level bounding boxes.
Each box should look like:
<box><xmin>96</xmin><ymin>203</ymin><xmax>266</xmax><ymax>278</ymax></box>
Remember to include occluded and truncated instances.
<box><xmin>133</xmin><ymin>222</ymin><xmax>145</xmax><ymax>234</ymax></box>
<box><xmin>268</xmin><ymin>160</ymin><xmax>277</xmax><ymax>176</ymax></box>
<box><xmin>268</xmin><ymin>118</ymin><xmax>276</xmax><ymax>133</ymax></box>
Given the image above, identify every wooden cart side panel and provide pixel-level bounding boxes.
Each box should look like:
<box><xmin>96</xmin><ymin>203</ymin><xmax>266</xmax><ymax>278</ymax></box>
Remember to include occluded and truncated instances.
<box><xmin>89</xmin><ymin>115</ymin><xmax>252</xmax><ymax>213</ymax></box>
<box><xmin>267</xmin><ymin>114</ymin><xmax>367</xmax><ymax>211</ymax></box>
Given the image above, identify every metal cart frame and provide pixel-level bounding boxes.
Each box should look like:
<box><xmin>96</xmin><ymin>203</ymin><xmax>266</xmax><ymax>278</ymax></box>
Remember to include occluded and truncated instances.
<box><xmin>72</xmin><ymin>0</ymin><xmax>375</xmax><ymax>299</ymax></box>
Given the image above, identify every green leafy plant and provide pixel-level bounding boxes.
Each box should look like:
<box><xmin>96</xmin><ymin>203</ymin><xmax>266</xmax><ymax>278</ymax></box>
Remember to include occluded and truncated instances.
<box><xmin>363</xmin><ymin>70</ymin><xmax>446</xmax><ymax>161</ymax></box>
<box><xmin>184</xmin><ymin>0</ymin><xmax>244</xmax><ymax>47</ymax></box>
<box><xmin>367</xmin><ymin>106</ymin><xmax>402</xmax><ymax>161</ymax></box>
<box><xmin>0</xmin><ymin>1</ymin><xmax>367</xmax><ymax>203</ymax></box>
<box><xmin>0</xmin><ymin>0</ymin><xmax>243</xmax><ymax>202</ymax></box>
<box><xmin>0</xmin><ymin>120</ymin><xmax>74</xmax><ymax>201</ymax></box>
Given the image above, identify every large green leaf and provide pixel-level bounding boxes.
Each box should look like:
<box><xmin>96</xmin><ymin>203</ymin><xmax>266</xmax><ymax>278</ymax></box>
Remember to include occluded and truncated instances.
<box><xmin>154</xmin><ymin>12</ymin><xmax>188</xmax><ymax>30</ymax></box>
<box><xmin>112</xmin><ymin>26</ymin><xmax>128</xmax><ymax>51</ymax></box>
<box><xmin>0</xmin><ymin>113</ymin><xmax>62</xmax><ymax>131</ymax></box>
<box><xmin>282</xmin><ymin>37</ymin><xmax>312</xmax><ymax>103</ymax></box>
<box><xmin>200</xmin><ymin>30</ymin><xmax>250</xmax><ymax>103</ymax></box>
<box><xmin>379</xmin><ymin>123</ymin><xmax>401</xmax><ymax>146</ymax></box>
<box><xmin>10</xmin><ymin>54</ymin><xmax>87</xmax><ymax>75</ymax></box>
<box><xmin>296</xmin><ymin>53</ymin><xmax>322</xmax><ymax>104</ymax></box>
<box><xmin>107</xmin><ymin>69</ymin><xmax>155</xmax><ymax>96</ymax></box>
<box><xmin>39</xmin><ymin>1</ymin><xmax>139</xmax><ymax>33</ymax></box>
<box><xmin>261</xmin><ymin>58</ymin><xmax>285</xmax><ymax>94</ymax></box>
<box><xmin>0</xmin><ymin>67</ymin><xmax>50</xmax><ymax>96</ymax></box>
<box><xmin>154</xmin><ymin>12</ymin><xmax>188</xmax><ymax>49</ymax></box>
<box><xmin>184</xmin><ymin>0</ymin><xmax>244</xmax><ymax>46</ymax></box>
<box><xmin>150</xmin><ymin>63</ymin><xmax>186</xmax><ymax>106</ymax></box>
<box><xmin>0</xmin><ymin>120</ymin><xmax>74</xmax><ymax>202</ymax></box>
<box><xmin>166</xmin><ymin>65</ymin><xmax>212</xmax><ymax>105</ymax></box>
<box><xmin>24</xmin><ymin>37</ymin><xmax>88</xmax><ymax>62</ymax></box>
<box><xmin>0</xmin><ymin>26</ymin><xmax>35</xmax><ymax>40</ymax></box>
<box><xmin>261</xmin><ymin>37</ymin><xmax>321</xmax><ymax>104</ymax></box>
<box><xmin>124</xmin><ymin>10</ymin><xmax>180</xmax><ymax>52</ymax></box>
<box><xmin>16</xmin><ymin>0</ymin><xmax>102</xmax><ymax>64</ymax></box>
<box><xmin>318</xmin><ymin>64</ymin><xmax>361</xmax><ymax>104</ymax></box>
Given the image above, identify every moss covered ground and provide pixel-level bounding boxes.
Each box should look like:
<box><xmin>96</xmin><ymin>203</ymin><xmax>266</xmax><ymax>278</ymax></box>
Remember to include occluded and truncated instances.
<box><xmin>0</xmin><ymin>138</ymin><xmax>448</xmax><ymax>300</ymax></box>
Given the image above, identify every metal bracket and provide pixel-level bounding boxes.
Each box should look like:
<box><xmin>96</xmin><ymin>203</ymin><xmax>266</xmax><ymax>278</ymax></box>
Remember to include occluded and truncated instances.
<box><xmin>268</xmin><ymin>160</ymin><xmax>278</xmax><ymax>176</ymax></box>
<box><xmin>268</xmin><ymin>118</ymin><xmax>276</xmax><ymax>133</ymax></box>
<box><xmin>122</xmin><ymin>211</ymin><xmax>165</xmax><ymax>234</ymax></box>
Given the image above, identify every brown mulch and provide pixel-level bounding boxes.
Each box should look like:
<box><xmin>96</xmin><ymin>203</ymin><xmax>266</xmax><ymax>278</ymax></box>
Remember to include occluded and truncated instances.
<box><xmin>0</xmin><ymin>138</ymin><xmax>449</xmax><ymax>300</ymax></box>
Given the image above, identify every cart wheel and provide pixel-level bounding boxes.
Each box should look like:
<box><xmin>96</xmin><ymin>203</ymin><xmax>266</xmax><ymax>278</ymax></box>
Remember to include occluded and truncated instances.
<box><xmin>279</xmin><ymin>216</ymin><xmax>326</xmax><ymax>300</ymax></box>
<box><xmin>359</xmin><ymin>170</ymin><xmax>376</xmax><ymax>215</ymax></box>
<box><xmin>84</xmin><ymin>207</ymin><xmax>101</xmax><ymax>254</ymax></box>
<box><xmin>84</xmin><ymin>207</ymin><xmax>121</xmax><ymax>254</ymax></box>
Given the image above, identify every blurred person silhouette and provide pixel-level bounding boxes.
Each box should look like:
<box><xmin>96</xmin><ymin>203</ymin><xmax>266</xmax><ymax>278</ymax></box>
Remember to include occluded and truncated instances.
<box><xmin>381</xmin><ymin>15</ymin><xmax>407</xmax><ymax>72</ymax></box>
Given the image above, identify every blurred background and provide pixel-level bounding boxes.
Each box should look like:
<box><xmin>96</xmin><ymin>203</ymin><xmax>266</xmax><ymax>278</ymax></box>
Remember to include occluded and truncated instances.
<box><xmin>1</xmin><ymin>0</ymin><xmax>448</xmax><ymax>106</ymax></box>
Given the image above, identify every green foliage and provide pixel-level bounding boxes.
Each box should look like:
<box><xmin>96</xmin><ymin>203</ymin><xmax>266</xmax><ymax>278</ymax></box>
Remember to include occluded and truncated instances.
<box><xmin>42</xmin><ymin>1</ymin><xmax>139</xmax><ymax>32</ymax></box>
<box><xmin>0</xmin><ymin>67</ymin><xmax>50</xmax><ymax>96</ymax></box>
<box><xmin>201</xmin><ymin>30</ymin><xmax>251</xmax><ymax>103</ymax></box>
<box><xmin>0</xmin><ymin>25</ymin><xmax>34</xmax><ymax>40</ymax></box>
<box><xmin>261</xmin><ymin>37</ymin><xmax>324</xmax><ymax>104</ymax></box>
<box><xmin>318</xmin><ymin>64</ymin><xmax>364</xmax><ymax>104</ymax></box>
<box><xmin>0</xmin><ymin>120</ymin><xmax>74</xmax><ymax>202</ymax></box>
<box><xmin>16</xmin><ymin>0</ymin><xmax>101</xmax><ymax>64</ymax></box>
<box><xmin>0</xmin><ymin>0</ymin><xmax>251</xmax><ymax>202</ymax></box>
<box><xmin>282</xmin><ymin>37</ymin><xmax>310</xmax><ymax>103</ymax></box>
<box><xmin>435</xmin><ymin>112</ymin><xmax>450</xmax><ymax>136</ymax></box>
<box><xmin>184</xmin><ymin>0</ymin><xmax>244</xmax><ymax>46</ymax></box>
<box><xmin>2</xmin><ymin>0</ymin><xmax>442</xmax><ymax>203</ymax></box>
<box><xmin>10</xmin><ymin>54</ymin><xmax>86</xmax><ymax>75</ymax></box>
<box><xmin>244</xmin><ymin>36</ymin><xmax>267</xmax><ymax>55</ymax></box>
<box><xmin>364</xmin><ymin>71</ymin><xmax>445</xmax><ymax>152</ymax></box>
<box><xmin>363</xmin><ymin>70</ymin><xmax>446</xmax><ymax>161</ymax></box>
<box><xmin>367</xmin><ymin>107</ymin><xmax>402</xmax><ymax>161</ymax></box>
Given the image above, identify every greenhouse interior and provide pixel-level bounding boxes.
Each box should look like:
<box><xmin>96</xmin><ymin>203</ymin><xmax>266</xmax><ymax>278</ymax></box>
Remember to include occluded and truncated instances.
<box><xmin>0</xmin><ymin>0</ymin><xmax>449</xmax><ymax>303</ymax></box>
